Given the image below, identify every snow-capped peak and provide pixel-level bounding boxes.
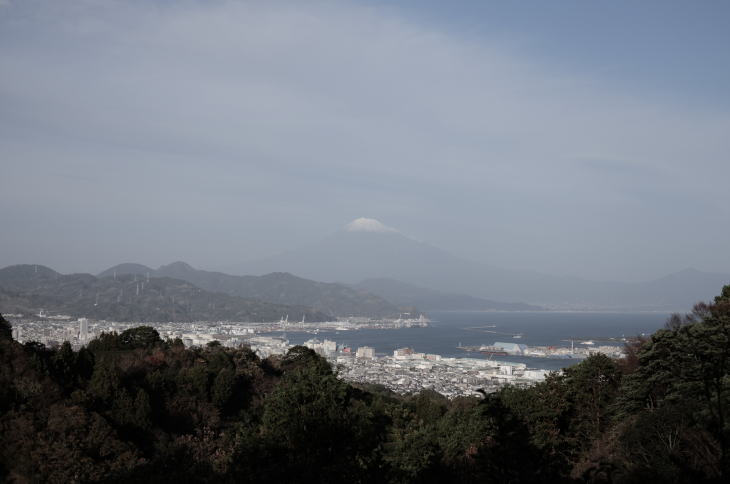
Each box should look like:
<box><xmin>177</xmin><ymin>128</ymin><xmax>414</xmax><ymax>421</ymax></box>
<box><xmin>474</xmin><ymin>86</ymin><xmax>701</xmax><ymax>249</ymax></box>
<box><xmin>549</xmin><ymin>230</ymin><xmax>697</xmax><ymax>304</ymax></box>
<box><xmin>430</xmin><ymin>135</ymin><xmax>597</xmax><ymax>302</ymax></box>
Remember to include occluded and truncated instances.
<box><xmin>345</xmin><ymin>217</ymin><xmax>397</xmax><ymax>233</ymax></box>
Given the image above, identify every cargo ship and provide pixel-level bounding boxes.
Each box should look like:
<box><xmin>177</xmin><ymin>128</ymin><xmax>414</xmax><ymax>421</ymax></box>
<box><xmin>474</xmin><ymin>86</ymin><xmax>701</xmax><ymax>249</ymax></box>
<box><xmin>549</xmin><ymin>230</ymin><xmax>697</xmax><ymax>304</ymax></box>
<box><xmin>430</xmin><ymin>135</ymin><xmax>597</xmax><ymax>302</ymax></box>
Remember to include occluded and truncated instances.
<box><xmin>478</xmin><ymin>345</ymin><xmax>509</xmax><ymax>357</ymax></box>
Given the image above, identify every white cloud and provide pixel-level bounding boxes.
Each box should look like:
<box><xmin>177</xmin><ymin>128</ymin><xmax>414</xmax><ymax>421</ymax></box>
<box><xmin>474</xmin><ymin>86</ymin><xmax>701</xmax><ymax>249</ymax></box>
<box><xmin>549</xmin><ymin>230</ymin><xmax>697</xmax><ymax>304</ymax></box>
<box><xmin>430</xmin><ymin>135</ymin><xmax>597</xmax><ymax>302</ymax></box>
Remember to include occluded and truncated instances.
<box><xmin>0</xmin><ymin>0</ymin><xmax>728</xmax><ymax>279</ymax></box>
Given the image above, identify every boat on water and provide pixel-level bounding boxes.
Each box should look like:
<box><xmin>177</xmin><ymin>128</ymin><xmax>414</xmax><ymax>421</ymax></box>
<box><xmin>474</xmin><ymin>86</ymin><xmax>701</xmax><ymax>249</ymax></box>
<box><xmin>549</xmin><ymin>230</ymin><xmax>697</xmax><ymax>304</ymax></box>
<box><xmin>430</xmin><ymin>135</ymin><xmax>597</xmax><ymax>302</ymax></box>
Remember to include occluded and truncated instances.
<box><xmin>478</xmin><ymin>345</ymin><xmax>509</xmax><ymax>357</ymax></box>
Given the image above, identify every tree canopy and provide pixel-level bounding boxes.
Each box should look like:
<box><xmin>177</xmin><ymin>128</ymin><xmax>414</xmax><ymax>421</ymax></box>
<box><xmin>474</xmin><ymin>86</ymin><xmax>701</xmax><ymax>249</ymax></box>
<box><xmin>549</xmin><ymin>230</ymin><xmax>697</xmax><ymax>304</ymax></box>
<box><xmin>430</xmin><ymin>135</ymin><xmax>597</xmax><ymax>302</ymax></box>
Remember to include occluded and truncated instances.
<box><xmin>0</xmin><ymin>313</ymin><xmax>11</xmax><ymax>340</ymax></box>
<box><xmin>1</xmin><ymin>285</ymin><xmax>729</xmax><ymax>482</ymax></box>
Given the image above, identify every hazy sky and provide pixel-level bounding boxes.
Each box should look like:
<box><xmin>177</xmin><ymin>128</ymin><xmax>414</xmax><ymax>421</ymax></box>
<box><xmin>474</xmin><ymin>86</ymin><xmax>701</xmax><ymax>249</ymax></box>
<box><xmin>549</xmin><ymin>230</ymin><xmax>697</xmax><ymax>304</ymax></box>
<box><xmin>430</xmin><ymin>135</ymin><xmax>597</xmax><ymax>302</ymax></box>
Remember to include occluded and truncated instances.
<box><xmin>1</xmin><ymin>0</ymin><xmax>729</xmax><ymax>282</ymax></box>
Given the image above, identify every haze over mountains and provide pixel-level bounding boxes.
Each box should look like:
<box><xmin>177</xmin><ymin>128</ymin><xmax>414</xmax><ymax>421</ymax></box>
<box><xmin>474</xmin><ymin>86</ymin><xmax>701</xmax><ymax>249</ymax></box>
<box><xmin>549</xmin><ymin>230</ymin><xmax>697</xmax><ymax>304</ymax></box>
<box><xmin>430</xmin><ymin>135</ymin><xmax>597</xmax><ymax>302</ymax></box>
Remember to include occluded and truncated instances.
<box><xmin>355</xmin><ymin>278</ymin><xmax>541</xmax><ymax>312</ymax></box>
<box><xmin>0</xmin><ymin>256</ymin><xmax>540</xmax><ymax>324</ymax></box>
<box><xmin>0</xmin><ymin>265</ymin><xmax>329</xmax><ymax>323</ymax></box>
<box><xmin>98</xmin><ymin>261</ymin><xmax>407</xmax><ymax>318</ymax></box>
<box><xmin>99</xmin><ymin>260</ymin><xmax>533</xmax><ymax>314</ymax></box>
<box><xmin>234</xmin><ymin>218</ymin><xmax>730</xmax><ymax>311</ymax></box>
<box><xmin>3</xmin><ymin>217</ymin><xmax>726</xmax><ymax>316</ymax></box>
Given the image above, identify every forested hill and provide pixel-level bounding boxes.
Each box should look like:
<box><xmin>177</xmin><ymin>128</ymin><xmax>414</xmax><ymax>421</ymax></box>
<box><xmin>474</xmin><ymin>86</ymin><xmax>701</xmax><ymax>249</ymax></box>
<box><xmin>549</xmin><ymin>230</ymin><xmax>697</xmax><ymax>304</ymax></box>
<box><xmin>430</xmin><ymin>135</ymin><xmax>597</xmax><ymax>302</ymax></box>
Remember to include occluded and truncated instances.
<box><xmin>99</xmin><ymin>261</ymin><xmax>410</xmax><ymax>318</ymax></box>
<box><xmin>1</xmin><ymin>286</ymin><xmax>729</xmax><ymax>482</ymax></box>
<box><xmin>0</xmin><ymin>264</ymin><xmax>329</xmax><ymax>322</ymax></box>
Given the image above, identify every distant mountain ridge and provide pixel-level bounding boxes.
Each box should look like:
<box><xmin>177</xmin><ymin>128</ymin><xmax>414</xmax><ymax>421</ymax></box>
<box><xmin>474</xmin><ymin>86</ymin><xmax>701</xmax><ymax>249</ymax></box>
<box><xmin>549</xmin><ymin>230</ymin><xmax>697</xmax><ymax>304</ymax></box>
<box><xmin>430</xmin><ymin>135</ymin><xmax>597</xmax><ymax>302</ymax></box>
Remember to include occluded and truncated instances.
<box><xmin>233</xmin><ymin>218</ymin><xmax>730</xmax><ymax>311</ymax></box>
<box><xmin>355</xmin><ymin>278</ymin><xmax>542</xmax><ymax>311</ymax></box>
<box><xmin>98</xmin><ymin>263</ymin><xmax>153</xmax><ymax>278</ymax></box>
<box><xmin>0</xmin><ymin>264</ymin><xmax>329</xmax><ymax>322</ymax></box>
<box><xmin>99</xmin><ymin>261</ymin><xmax>408</xmax><ymax>318</ymax></box>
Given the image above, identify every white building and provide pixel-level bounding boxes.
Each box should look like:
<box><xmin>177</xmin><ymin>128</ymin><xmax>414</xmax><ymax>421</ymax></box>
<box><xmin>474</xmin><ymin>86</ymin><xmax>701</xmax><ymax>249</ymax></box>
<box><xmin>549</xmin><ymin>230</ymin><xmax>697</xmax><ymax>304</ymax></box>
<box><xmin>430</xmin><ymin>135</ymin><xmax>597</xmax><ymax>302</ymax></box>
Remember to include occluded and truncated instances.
<box><xmin>304</xmin><ymin>338</ymin><xmax>324</xmax><ymax>353</ymax></box>
<box><xmin>356</xmin><ymin>346</ymin><xmax>375</xmax><ymax>359</ymax></box>
<box><xmin>393</xmin><ymin>348</ymin><xmax>414</xmax><ymax>360</ymax></box>
<box><xmin>78</xmin><ymin>318</ymin><xmax>89</xmax><ymax>342</ymax></box>
<box><xmin>323</xmin><ymin>339</ymin><xmax>337</xmax><ymax>353</ymax></box>
<box><xmin>523</xmin><ymin>369</ymin><xmax>550</xmax><ymax>380</ymax></box>
<box><xmin>493</xmin><ymin>342</ymin><xmax>528</xmax><ymax>355</ymax></box>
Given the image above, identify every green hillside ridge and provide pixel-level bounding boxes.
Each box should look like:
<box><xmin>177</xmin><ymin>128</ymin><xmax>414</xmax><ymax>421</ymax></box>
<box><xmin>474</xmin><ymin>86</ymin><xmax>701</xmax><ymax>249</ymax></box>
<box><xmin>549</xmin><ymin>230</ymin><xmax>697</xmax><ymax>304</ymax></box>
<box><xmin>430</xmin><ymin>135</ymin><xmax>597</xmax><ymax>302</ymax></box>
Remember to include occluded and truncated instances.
<box><xmin>0</xmin><ymin>265</ymin><xmax>328</xmax><ymax>322</ymax></box>
<box><xmin>99</xmin><ymin>261</ymin><xmax>414</xmax><ymax>318</ymax></box>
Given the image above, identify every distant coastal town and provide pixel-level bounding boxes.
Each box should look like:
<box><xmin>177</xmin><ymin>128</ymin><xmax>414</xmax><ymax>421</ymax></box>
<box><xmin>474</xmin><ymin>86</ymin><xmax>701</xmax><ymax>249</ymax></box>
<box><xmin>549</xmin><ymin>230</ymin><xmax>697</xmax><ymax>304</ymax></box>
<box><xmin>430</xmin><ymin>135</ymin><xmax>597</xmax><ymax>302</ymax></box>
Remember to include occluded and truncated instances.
<box><xmin>6</xmin><ymin>312</ymin><xmax>628</xmax><ymax>398</ymax></box>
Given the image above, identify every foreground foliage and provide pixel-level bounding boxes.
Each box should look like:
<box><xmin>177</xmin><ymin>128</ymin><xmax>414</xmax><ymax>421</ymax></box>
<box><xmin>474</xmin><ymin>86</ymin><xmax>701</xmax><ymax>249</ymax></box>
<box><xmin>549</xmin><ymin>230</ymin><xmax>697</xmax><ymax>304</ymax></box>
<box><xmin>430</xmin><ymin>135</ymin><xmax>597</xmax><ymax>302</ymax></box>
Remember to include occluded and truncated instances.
<box><xmin>1</xmin><ymin>286</ymin><xmax>729</xmax><ymax>483</ymax></box>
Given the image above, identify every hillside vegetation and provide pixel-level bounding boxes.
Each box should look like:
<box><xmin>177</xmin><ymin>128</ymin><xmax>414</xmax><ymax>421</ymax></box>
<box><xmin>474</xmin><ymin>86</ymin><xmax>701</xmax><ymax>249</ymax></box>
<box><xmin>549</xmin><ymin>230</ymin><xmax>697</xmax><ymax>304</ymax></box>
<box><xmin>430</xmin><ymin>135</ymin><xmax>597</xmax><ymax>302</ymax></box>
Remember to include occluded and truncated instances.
<box><xmin>0</xmin><ymin>286</ymin><xmax>728</xmax><ymax>482</ymax></box>
<box><xmin>0</xmin><ymin>265</ymin><xmax>328</xmax><ymax>322</ymax></box>
<box><xmin>100</xmin><ymin>261</ymin><xmax>409</xmax><ymax>318</ymax></box>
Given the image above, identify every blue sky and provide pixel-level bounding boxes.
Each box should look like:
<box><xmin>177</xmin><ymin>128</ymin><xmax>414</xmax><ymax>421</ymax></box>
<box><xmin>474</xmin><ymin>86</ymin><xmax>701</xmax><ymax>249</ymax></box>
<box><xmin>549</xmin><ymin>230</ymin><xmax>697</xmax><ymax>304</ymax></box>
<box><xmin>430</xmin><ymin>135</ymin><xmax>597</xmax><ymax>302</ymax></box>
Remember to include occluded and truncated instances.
<box><xmin>374</xmin><ymin>0</ymin><xmax>730</xmax><ymax>109</ymax></box>
<box><xmin>1</xmin><ymin>0</ymin><xmax>729</xmax><ymax>282</ymax></box>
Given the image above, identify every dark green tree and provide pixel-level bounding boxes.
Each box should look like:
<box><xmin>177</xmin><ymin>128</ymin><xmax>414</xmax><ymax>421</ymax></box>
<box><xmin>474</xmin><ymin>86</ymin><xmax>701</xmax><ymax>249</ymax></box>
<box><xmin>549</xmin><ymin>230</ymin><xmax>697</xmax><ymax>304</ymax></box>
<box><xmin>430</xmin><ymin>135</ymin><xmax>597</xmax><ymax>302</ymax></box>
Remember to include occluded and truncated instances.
<box><xmin>52</xmin><ymin>341</ymin><xmax>77</xmax><ymax>393</ymax></box>
<box><xmin>0</xmin><ymin>314</ymin><xmax>11</xmax><ymax>340</ymax></box>
<box><xmin>260</xmin><ymin>357</ymin><xmax>379</xmax><ymax>482</ymax></box>
<box><xmin>564</xmin><ymin>353</ymin><xmax>622</xmax><ymax>442</ymax></box>
<box><xmin>119</xmin><ymin>326</ymin><xmax>162</xmax><ymax>349</ymax></box>
<box><xmin>612</xmin><ymin>285</ymin><xmax>730</xmax><ymax>481</ymax></box>
<box><xmin>211</xmin><ymin>367</ymin><xmax>236</xmax><ymax>411</ymax></box>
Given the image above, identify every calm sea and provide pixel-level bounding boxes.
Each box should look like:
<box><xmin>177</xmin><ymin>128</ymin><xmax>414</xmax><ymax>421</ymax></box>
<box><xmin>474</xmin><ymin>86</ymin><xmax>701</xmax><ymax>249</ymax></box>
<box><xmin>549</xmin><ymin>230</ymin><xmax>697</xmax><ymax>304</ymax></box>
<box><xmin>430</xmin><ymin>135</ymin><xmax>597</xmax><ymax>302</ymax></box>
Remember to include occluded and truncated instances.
<box><xmin>267</xmin><ymin>311</ymin><xmax>671</xmax><ymax>370</ymax></box>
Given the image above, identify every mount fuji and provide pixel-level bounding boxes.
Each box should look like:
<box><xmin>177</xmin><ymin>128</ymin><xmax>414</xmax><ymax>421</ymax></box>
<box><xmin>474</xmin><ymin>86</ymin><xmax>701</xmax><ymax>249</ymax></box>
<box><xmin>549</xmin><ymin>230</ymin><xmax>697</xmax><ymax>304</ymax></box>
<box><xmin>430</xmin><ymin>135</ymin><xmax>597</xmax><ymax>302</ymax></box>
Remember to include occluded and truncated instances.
<box><xmin>233</xmin><ymin>218</ymin><xmax>729</xmax><ymax>311</ymax></box>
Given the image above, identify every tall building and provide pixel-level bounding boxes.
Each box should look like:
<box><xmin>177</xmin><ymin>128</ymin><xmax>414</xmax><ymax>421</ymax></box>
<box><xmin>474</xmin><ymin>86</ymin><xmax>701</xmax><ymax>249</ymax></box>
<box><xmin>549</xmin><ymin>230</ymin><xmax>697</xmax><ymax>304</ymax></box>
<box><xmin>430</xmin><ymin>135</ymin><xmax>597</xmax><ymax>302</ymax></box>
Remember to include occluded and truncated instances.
<box><xmin>78</xmin><ymin>318</ymin><xmax>89</xmax><ymax>342</ymax></box>
<box><xmin>356</xmin><ymin>346</ymin><xmax>375</xmax><ymax>359</ymax></box>
<box><xmin>323</xmin><ymin>339</ymin><xmax>337</xmax><ymax>353</ymax></box>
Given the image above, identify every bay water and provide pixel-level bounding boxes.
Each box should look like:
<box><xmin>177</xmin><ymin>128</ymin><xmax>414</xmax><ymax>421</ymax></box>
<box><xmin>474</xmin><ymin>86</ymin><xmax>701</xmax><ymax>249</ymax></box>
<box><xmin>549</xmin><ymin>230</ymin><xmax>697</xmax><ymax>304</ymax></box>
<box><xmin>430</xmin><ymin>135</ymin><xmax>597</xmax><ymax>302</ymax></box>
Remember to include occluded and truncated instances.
<box><xmin>269</xmin><ymin>311</ymin><xmax>671</xmax><ymax>370</ymax></box>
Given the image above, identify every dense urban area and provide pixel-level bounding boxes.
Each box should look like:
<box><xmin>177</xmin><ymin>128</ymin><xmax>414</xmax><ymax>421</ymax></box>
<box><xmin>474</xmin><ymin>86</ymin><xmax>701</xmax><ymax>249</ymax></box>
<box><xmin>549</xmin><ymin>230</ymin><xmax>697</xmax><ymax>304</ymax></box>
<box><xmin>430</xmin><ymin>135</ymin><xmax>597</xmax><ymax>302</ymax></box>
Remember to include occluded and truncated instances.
<box><xmin>6</xmin><ymin>313</ymin><xmax>625</xmax><ymax>398</ymax></box>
